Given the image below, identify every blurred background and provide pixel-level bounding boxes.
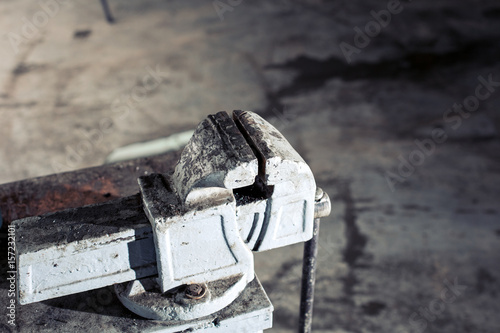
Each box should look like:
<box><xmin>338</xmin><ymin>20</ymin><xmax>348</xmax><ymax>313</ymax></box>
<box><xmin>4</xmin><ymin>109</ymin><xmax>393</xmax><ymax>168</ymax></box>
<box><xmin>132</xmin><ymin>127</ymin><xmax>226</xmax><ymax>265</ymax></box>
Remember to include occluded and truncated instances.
<box><xmin>1</xmin><ymin>0</ymin><xmax>500</xmax><ymax>332</ymax></box>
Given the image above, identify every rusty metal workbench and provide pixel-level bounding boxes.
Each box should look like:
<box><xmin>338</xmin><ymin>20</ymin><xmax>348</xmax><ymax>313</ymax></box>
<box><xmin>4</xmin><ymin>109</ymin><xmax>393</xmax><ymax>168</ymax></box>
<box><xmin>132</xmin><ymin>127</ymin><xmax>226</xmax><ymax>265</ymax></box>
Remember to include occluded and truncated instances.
<box><xmin>0</xmin><ymin>151</ymin><xmax>204</xmax><ymax>332</ymax></box>
<box><xmin>0</xmin><ymin>151</ymin><xmax>182</xmax><ymax>229</ymax></box>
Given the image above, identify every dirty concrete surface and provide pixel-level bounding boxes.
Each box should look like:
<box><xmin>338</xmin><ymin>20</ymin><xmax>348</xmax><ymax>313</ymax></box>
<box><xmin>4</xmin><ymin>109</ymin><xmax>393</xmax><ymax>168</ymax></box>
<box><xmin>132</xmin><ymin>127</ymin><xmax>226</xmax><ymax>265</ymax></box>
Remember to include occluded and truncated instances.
<box><xmin>1</xmin><ymin>0</ymin><xmax>500</xmax><ymax>332</ymax></box>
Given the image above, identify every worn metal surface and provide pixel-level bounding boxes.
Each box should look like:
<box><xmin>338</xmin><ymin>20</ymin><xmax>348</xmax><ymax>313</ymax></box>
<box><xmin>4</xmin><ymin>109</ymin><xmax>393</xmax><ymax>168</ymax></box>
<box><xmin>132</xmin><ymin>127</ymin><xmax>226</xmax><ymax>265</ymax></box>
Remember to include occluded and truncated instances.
<box><xmin>126</xmin><ymin>277</ymin><xmax>274</xmax><ymax>333</ymax></box>
<box><xmin>121</xmin><ymin>277</ymin><xmax>274</xmax><ymax>333</ymax></box>
<box><xmin>144</xmin><ymin>110</ymin><xmax>318</xmax><ymax>296</ymax></box>
<box><xmin>115</xmin><ymin>275</ymin><xmax>250</xmax><ymax>321</ymax></box>
<box><xmin>7</xmin><ymin>271</ymin><xmax>273</xmax><ymax>333</ymax></box>
<box><xmin>138</xmin><ymin>172</ymin><xmax>254</xmax><ymax>320</ymax></box>
<box><xmin>233</xmin><ymin>110</ymin><xmax>317</xmax><ymax>252</ymax></box>
<box><xmin>172</xmin><ymin>111</ymin><xmax>258</xmax><ymax>203</ymax></box>
<box><xmin>0</xmin><ymin>151</ymin><xmax>181</xmax><ymax>229</ymax></box>
<box><xmin>0</xmin><ymin>153</ymin><xmax>182</xmax><ymax>332</ymax></box>
<box><xmin>12</xmin><ymin>111</ymin><xmax>328</xmax><ymax>326</ymax></box>
<box><xmin>14</xmin><ymin>194</ymin><xmax>158</xmax><ymax>304</ymax></box>
<box><xmin>0</xmin><ymin>150</ymin><xmax>273</xmax><ymax>333</ymax></box>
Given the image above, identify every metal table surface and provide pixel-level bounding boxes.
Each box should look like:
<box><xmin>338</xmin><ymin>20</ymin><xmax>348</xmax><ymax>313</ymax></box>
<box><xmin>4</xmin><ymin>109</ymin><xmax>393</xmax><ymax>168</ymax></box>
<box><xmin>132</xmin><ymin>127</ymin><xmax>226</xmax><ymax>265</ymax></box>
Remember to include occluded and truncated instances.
<box><xmin>0</xmin><ymin>151</ymin><xmax>182</xmax><ymax>229</ymax></box>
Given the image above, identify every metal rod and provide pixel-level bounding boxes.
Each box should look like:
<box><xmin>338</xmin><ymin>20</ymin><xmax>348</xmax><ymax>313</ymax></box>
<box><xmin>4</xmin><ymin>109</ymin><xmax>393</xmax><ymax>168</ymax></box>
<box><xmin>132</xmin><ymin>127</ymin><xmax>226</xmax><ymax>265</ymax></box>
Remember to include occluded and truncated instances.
<box><xmin>100</xmin><ymin>0</ymin><xmax>115</xmax><ymax>23</ymax></box>
<box><xmin>298</xmin><ymin>217</ymin><xmax>320</xmax><ymax>333</ymax></box>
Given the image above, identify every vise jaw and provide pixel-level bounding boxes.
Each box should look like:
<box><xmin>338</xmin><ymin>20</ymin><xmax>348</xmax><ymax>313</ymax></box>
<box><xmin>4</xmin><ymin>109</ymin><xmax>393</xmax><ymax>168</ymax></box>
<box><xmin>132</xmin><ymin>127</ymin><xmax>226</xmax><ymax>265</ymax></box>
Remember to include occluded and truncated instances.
<box><xmin>14</xmin><ymin>110</ymin><xmax>325</xmax><ymax>324</ymax></box>
<box><xmin>143</xmin><ymin>110</ymin><xmax>316</xmax><ymax>294</ymax></box>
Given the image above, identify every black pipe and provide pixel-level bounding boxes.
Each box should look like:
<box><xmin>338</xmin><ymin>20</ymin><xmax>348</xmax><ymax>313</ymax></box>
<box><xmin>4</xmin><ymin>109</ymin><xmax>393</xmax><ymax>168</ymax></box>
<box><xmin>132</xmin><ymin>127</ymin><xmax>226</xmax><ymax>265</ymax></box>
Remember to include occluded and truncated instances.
<box><xmin>299</xmin><ymin>217</ymin><xmax>320</xmax><ymax>333</ymax></box>
<box><xmin>100</xmin><ymin>0</ymin><xmax>115</xmax><ymax>23</ymax></box>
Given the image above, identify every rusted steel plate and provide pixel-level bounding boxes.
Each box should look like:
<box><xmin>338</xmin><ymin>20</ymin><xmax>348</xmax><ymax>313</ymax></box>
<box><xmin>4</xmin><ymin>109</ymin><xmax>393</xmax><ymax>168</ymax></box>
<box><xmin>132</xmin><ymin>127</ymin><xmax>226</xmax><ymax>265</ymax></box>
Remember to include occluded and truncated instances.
<box><xmin>0</xmin><ymin>150</ymin><xmax>181</xmax><ymax>229</ymax></box>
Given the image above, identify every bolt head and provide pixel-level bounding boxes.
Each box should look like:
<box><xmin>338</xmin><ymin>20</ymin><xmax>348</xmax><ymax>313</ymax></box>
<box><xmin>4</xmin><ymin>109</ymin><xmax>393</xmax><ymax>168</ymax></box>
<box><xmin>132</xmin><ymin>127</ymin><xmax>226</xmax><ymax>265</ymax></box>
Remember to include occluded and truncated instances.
<box><xmin>185</xmin><ymin>284</ymin><xmax>206</xmax><ymax>299</ymax></box>
<box><xmin>315</xmin><ymin>187</ymin><xmax>323</xmax><ymax>201</ymax></box>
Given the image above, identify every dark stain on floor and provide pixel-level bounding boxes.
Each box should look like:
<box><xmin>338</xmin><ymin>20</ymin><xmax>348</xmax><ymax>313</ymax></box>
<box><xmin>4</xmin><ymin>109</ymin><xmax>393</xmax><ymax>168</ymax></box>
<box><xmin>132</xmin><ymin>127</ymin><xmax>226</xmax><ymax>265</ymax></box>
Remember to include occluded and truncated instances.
<box><xmin>361</xmin><ymin>301</ymin><xmax>386</xmax><ymax>316</ymax></box>
<box><xmin>476</xmin><ymin>267</ymin><xmax>496</xmax><ymax>295</ymax></box>
<box><xmin>74</xmin><ymin>30</ymin><xmax>92</xmax><ymax>39</ymax></box>
<box><xmin>402</xmin><ymin>204</ymin><xmax>431</xmax><ymax>212</ymax></box>
<box><xmin>339</xmin><ymin>182</ymin><xmax>368</xmax><ymax>268</ymax></box>
<box><xmin>483</xmin><ymin>7</ymin><xmax>500</xmax><ymax>19</ymax></box>
<box><xmin>266</xmin><ymin>38</ymin><xmax>499</xmax><ymax>98</ymax></box>
<box><xmin>12</xmin><ymin>63</ymin><xmax>45</xmax><ymax>76</ymax></box>
<box><xmin>336</xmin><ymin>181</ymin><xmax>369</xmax><ymax>300</ymax></box>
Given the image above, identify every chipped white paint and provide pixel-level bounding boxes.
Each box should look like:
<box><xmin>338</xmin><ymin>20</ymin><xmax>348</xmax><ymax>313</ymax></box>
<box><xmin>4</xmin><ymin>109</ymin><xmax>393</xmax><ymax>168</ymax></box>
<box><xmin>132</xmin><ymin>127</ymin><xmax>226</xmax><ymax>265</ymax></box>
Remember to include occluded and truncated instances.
<box><xmin>14</xmin><ymin>196</ymin><xmax>158</xmax><ymax>304</ymax></box>
<box><xmin>119</xmin><ymin>278</ymin><xmax>273</xmax><ymax>333</ymax></box>
<box><xmin>15</xmin><ymin>110</ymin><xmax>319</xmax><ymax>326</ymax></box>
<box><xmin>139</xmin><ymin>173</ymin><xmax>255</xmax><ymax>297</ymax></box>
<box><xmin>233</xmin><ymin>111</ymin><xmax>316</xmax><ymax>251</ymax></box>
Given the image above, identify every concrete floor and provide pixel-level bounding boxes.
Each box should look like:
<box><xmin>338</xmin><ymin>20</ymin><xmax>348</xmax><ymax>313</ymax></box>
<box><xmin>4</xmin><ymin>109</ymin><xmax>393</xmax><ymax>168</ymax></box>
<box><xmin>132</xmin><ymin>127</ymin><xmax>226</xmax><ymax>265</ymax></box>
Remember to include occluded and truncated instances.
<box><xmin>1</xmin><ymin>0</ymin><xmax>500</xmax><ymax>332</ymax></box>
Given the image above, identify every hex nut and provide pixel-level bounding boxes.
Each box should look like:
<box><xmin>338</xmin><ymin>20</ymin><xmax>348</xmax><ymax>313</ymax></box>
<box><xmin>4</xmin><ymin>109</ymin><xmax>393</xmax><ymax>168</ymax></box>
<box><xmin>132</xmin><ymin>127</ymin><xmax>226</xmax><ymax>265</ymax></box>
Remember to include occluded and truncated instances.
<box><xmin>185</xmin><ymin>284</ymin><xmax>207</xmax><ymax>300</ymax></box>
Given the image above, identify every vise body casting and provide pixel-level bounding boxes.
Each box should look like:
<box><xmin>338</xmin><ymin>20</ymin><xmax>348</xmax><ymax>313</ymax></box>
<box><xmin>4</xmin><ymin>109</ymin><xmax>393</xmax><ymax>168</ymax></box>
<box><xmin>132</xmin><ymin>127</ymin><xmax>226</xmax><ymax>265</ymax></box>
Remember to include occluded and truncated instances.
<box><xmin>14</xmin><ymin>110</ymin><xmax>330</xmax><ymax>322</ymax></box>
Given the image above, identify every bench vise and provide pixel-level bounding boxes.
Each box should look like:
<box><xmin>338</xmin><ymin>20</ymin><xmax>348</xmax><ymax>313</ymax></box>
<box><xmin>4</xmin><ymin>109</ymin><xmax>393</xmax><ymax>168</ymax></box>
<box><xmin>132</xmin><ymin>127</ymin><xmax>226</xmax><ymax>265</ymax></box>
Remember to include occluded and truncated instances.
<box><xmin>14</xmin><ymin>110</ymin><xmax>331</xmax><ymax>331</ymax></box>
